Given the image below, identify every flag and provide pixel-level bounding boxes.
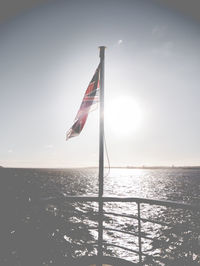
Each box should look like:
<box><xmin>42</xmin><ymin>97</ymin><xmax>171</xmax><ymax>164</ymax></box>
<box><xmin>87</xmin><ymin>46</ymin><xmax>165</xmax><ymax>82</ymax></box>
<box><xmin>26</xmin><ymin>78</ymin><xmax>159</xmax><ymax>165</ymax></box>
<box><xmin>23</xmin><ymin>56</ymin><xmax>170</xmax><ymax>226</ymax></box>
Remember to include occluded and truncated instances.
<box><xmin>66</xmin><ymin>63</ymin><xmax>100</xmax><ymax>140</ymax></box>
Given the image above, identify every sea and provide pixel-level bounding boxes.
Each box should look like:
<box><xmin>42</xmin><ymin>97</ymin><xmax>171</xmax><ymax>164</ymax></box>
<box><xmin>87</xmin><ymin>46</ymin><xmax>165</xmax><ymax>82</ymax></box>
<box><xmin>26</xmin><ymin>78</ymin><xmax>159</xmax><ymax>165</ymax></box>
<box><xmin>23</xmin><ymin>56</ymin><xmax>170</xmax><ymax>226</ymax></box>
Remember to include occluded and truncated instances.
<box><xmin>0</xmin><ymin>167</ymin><xmax>200</xmax><ymax>265</ymax></box>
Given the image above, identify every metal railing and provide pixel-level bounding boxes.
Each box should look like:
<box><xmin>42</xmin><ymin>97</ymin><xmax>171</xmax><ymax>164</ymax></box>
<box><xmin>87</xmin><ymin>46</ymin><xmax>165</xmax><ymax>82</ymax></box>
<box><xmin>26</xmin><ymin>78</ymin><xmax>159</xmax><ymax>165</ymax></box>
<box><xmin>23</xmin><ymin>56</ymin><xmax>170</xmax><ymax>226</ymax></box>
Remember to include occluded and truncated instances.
<box><xmin>44</xmin><ymin>196</ymin><xmax>200</xmax><ymax>264</ymax></box>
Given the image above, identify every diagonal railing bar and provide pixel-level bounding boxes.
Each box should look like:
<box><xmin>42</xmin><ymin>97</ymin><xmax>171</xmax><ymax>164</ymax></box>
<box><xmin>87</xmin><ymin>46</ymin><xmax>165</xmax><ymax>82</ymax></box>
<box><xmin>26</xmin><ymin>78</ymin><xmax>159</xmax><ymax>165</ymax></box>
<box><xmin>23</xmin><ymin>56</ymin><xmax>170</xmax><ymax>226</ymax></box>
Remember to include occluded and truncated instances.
<box><xmin>103</xmin><ymin>243</ymin><xmax>147</xmax><ymax>257</ymax></box>
<box><xmin>103</xmin><ymin>227</ymin><xmax>153</xmax><ymax>240</ymax></box>
<box><xmin>104</xmin><ymin>211</ymin><xmax>172</xmax><ymax>227</ymax></box>
<box><xmin>104</xmin><ymin>211</ymin><xmax>200</xmax><ymax>232</ymax></box>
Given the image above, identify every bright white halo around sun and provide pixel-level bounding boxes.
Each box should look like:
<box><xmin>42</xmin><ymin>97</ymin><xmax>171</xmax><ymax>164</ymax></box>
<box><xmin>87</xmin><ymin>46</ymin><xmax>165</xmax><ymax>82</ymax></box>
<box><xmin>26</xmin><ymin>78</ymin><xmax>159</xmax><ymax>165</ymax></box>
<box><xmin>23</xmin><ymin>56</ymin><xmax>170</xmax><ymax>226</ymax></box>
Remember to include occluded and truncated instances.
<box><xmin>105</xmin><ymin>97</ymin><xmax>143</xmax><ymax>137</ymax></box>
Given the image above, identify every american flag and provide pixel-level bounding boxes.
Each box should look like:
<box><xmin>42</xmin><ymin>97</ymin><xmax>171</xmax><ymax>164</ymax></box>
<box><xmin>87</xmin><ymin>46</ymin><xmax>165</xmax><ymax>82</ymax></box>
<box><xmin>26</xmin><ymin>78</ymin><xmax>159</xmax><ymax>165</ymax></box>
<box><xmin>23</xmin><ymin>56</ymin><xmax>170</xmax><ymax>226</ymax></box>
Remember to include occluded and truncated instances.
<box><xmin>66</xmin><ymin>63</ymin><xmax>100</xmax><ymax>140</ymax></box>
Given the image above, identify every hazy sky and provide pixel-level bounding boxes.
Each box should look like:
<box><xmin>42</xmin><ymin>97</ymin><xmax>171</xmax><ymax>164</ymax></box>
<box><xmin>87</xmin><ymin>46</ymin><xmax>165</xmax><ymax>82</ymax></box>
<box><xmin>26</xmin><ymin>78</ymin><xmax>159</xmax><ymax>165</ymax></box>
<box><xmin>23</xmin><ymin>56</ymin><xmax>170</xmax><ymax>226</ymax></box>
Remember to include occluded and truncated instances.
<box><xmin>1</xmin><ymin>0</ymin><xmax>200</xmax><ymax>168</ymax></box>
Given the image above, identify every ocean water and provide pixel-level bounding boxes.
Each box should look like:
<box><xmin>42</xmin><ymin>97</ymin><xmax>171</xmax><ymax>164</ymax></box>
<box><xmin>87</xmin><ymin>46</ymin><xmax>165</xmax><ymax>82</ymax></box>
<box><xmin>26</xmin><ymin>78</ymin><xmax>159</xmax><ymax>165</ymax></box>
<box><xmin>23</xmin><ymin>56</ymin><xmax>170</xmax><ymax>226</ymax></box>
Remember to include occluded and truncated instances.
<box><xmin>0</xmin><ymin>168</ymin><xmax>200</xmax><ymax>265</ymax></box>
<box><xmin>16</xmin><ymin>167</ymin><xmax>199</xmax><ymax>201</ymax></box>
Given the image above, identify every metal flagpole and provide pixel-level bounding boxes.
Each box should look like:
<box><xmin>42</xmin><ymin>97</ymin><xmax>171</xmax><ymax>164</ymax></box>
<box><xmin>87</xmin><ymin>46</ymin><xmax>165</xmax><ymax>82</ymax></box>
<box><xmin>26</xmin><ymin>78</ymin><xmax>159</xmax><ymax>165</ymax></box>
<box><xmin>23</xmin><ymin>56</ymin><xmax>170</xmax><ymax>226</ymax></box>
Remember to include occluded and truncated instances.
<box><xmin>98</xmin><ymin>46</ymin><xmax>106</xmax><ymax>265</ymax></box>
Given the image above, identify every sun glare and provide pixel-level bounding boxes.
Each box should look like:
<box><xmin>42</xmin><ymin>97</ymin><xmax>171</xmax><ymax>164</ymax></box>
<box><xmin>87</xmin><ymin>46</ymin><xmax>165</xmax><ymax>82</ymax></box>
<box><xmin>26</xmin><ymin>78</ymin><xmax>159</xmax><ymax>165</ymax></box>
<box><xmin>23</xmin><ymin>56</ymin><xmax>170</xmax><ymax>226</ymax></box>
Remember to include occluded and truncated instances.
<box><xmin>105</xmin><ymin>97</ymin><xmax>143</xmax><ymax>137</ymax></box>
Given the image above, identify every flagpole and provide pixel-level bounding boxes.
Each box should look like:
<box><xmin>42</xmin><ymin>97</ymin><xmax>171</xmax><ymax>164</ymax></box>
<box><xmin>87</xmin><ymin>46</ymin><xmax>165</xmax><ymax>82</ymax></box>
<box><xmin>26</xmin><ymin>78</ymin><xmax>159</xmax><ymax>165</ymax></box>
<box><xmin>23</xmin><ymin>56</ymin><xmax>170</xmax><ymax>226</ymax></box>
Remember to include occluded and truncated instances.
<box><xmin>98</xmin><ymin>46</ymin><xmax>106</xmax><ymax>264</ymax></box>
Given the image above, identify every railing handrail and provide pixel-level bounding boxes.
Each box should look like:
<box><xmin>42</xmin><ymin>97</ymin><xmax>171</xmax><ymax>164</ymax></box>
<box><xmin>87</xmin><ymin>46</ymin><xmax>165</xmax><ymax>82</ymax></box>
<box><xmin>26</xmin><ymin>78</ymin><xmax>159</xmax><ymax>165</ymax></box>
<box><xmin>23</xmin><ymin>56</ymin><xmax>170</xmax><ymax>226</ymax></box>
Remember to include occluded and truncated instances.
<box><xmin>43</xmin><ymin>195</ymin><xmax>200</xmax><ymax>211</ymax></box>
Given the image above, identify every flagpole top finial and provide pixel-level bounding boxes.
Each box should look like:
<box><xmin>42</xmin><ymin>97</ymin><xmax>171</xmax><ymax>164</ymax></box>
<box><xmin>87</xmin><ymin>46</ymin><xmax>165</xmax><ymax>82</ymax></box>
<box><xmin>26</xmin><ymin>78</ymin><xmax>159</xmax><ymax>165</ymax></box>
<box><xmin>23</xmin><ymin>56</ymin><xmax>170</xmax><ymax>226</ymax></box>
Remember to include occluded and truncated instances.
<box><xmin>99</xmin><ymin>46</ymin><xmax>106</xmax><ymax>58</ymax></box>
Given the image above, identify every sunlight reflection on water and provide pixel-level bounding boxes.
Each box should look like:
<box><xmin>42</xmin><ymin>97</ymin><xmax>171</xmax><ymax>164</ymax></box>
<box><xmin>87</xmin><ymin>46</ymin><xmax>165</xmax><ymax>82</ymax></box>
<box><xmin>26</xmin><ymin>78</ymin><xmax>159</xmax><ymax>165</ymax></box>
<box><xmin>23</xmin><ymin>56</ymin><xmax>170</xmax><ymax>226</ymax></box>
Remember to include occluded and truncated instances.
<box><xmin>44</xmin><ymin>168</ymin><xmax>200</xmax><ymax>263</ymax></box>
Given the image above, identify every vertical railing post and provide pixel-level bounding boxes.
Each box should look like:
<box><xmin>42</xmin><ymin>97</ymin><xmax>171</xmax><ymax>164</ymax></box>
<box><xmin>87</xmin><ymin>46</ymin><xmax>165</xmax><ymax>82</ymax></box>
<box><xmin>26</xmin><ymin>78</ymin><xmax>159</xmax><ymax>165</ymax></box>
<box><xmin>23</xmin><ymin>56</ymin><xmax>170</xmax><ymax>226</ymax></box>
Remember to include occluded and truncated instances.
<box><xmin>137</xmin><ymin>202</ymin><xmax>142</xmax><ymax>264</ymax></box>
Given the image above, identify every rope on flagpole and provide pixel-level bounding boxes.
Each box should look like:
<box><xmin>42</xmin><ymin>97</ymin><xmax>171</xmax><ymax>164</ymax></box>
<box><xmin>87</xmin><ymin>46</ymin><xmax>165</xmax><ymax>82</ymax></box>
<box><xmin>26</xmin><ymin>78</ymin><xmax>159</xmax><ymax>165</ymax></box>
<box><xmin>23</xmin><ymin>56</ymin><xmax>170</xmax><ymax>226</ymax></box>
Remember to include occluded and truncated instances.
<box><xmin>104</xmin><ymin>133</ymin><xmax>110</xmax><ymax>178</ymax></box>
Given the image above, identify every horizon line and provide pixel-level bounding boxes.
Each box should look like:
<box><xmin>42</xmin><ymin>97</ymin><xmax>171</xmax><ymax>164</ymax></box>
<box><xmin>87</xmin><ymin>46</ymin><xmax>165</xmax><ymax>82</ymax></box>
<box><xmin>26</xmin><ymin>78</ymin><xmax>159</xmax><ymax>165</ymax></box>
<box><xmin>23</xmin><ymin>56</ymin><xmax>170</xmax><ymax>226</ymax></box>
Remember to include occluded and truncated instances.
<box><xmin>1</xmin><ymin>165</ymin><xmax>200</xmax><ymax>169</ymax></box>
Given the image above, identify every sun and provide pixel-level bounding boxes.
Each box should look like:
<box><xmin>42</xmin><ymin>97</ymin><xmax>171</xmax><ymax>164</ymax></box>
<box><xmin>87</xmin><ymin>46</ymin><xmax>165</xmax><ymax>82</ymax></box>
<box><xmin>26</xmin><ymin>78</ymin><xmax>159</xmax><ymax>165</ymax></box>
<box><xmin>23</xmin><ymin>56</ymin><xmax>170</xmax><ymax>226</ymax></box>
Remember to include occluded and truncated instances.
<box><xmin>105</xmin><ymin>96</ymin><xmax>143</xmax><ymax>137</ymax></box>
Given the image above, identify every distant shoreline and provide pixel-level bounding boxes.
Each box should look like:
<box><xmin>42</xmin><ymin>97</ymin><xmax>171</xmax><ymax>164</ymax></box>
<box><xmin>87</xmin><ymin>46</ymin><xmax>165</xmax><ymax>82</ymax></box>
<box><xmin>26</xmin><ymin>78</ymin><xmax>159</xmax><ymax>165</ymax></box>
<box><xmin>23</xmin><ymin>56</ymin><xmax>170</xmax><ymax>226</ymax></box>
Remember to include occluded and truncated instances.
<box><xmin>91</xmin><ymin>166</ymin><xmax>200</xmax><ymax>170</ymax></box>
<box><xmin>109</xmin><ymin>166</ymin><xmax>200</xmax><ymax>170</ymax></box>
<box><xmin>1</xmin><ymin>166</ymin><xmax>200</xmax><ymax>170</ymax></box>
